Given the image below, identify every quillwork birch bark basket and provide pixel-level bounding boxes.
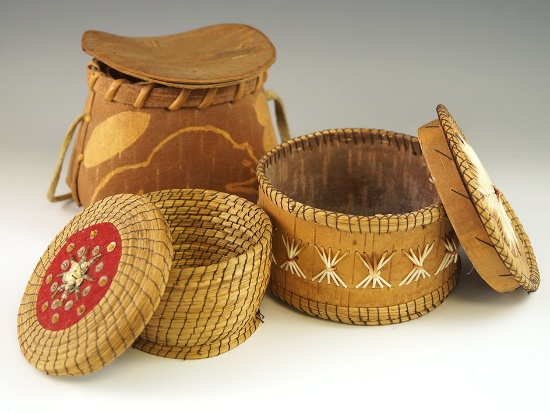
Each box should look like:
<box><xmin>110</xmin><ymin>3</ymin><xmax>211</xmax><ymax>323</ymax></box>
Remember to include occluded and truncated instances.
<box><xmin>18</xmin><ymin>189</ymin><xmax>272</xmax><ymax>375</ymax></box>
<box><xmin>48</xmin><ymin>24</ymin><xmax>289</xmax><ymax>208</ymax></box>
<box><xmin>257</xmin><ymin>128</ymin><xmax>460</xmax><ymax>325</ymax></box>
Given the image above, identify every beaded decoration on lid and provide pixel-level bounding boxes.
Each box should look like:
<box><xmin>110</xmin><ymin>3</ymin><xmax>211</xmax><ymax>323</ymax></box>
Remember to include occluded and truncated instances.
<box><xmin>17</xmin><ymin>194</ymin><xmax>173</xmax><ymax>376</ymax></box>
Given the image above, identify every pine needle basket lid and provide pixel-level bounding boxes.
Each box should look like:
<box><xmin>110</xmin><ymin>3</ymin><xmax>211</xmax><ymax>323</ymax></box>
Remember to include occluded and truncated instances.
<box><xmin>418</xmin><ymin>104</ymin><xmax>539</xmax><ymax>293</ymax></box>
<box><xmin>17</xmin><ymin>194</ymin><xmax>173</xmax><ymax>376</ymax></box>
<box><xmin>81</xmin><ymin>24</ymin><xmax>276</xmax><ymax>87</ymax></box>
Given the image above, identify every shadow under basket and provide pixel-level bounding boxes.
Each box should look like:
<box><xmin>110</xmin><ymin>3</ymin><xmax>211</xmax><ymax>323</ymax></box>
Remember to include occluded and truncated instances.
<box><xmin>257</xmin><ymin>128</ymin><xmax>460</xmax><ymax>325</ymax></box>
<box><xmin>134</xmin><ymin>189</ymin><xmax>272</xmax><ymax>359</ymax></box>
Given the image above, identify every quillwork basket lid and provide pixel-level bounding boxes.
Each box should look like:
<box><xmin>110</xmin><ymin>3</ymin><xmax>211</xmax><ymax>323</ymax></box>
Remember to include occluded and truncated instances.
<box><xmin>17</xmin><ymin>194</ymin><xmax>173</xmax><ymax>376</ymax></box>
<box><xmin>418</xmin><ymin>104</ymin><xmax>539</xmax><ymax>293</ymax></box>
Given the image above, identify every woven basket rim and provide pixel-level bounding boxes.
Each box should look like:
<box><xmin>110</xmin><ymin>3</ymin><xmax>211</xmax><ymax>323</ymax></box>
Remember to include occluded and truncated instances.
<box><xmin>257</xmin><ymin>128</ymin><xmax>445</xmax><ymax>234</ymax></box>
<box><xmin>87</xmin><ymin>59</ymin><xmax>268</xmax><ymax>110</ymax></box>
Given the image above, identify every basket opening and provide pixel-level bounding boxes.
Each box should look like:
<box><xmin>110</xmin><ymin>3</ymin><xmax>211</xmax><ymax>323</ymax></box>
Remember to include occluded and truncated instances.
<box><xmin>265</xmin><ymin>135</ymin><xmax>439</xmax><ymax>216</ymax></box>
<box><xmin>171</xmin><ymin>225</ymin><xmax>250</xmax><ymax>268</ymax></box>
<box><xmin>98</xmin><ymin>60</ymin><xmax>157</xmax><ymax>85</ymax></box>
<box><xmin>159</xmin><ymin>201</ymin><xmax>265</xmax><ymax>270</ymax></box>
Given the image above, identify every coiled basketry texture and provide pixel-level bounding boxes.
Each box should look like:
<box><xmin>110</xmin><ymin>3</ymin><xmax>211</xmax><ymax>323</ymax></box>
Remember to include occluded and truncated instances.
<box><xmin>134</xmin><ymin>189</ymin><xmax>272</xmax><ymax>359</ymax></box>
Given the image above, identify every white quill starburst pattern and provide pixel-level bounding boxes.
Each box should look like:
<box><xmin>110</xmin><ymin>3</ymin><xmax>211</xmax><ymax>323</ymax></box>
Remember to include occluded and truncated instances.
<box><xmin>280</xmin><ymin>234</ymin><xmax>308</xmax><ymax>278</ymax></box>
<box><xmin>435</xmin><ymin>236</ymin><xmax>459</xmax><ymax>275</ymax></box>
<box><xmin>355</xmin><ymin>251</ymin><xmax>394</xmax><ymax>289</ymax></box>
<box><xmin>312</xmin><ymin>245</ymin><xmax>349</xmax><ymax>288</ymax></box>
<box><xmin>455</xmin><ymin>132</ymin><xmax>519</xmax><ymax>256</ymax></box>
<box><xmin>399</xmin><ymin>242</ymin><xmax>434</xmax><ymax>286</ymax></box>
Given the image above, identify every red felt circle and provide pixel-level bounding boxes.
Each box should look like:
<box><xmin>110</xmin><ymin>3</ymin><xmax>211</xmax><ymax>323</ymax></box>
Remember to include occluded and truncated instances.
<box><xmin>36</xmin><ymin>223</ymin><xmax>122</xmax><ymax>331</ymax></box>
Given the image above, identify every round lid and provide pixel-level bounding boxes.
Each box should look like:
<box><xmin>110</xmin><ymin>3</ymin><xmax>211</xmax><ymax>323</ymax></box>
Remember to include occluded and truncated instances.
<box><xmin>418</xmin><ymin>104</ymin><xmax>539</xmax><ymax>293</ymax></box>
<box><xmin>82</xmin><ymin>24</ymin><xmax>276</xmax><ymax>87</ymax></box>
<box><xmin>17</xmin><ymin>194</ymin><xmax>173</xmax><ymax>375</ymax></box>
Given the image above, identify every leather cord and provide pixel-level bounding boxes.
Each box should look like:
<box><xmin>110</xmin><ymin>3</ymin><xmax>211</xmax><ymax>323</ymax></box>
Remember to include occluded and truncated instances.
<box><xmin>266</xmin><ymin>89</ymin><xmax>291</xmax><ymax>142</ymax></box>
<box><xmin>47</xmin><ymin>114</ymin><xmax>85</xmax><ymax>202</ymax></box>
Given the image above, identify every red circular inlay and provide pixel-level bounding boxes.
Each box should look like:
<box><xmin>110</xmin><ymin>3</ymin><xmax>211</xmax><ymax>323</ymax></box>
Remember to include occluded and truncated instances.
<box><xmin>36</xmin><ymin>223</ymin><xmax>122</xmax><ymax>331</ymax></box>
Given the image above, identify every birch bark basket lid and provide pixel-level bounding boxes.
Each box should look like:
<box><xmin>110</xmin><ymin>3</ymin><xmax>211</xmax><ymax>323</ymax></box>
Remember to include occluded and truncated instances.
<box><xmin>17</xmin><ymin>189</ymin><xmax>272</xmax><ymax>376</ymax></box>
<box><xmin>418</xmin><ymin>104</ymin><xmax>539</xmax><ymax>293</ymax></box>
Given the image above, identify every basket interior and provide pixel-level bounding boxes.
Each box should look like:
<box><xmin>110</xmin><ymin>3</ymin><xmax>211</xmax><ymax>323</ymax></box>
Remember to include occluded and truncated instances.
<box><xmin>265</xmin><ymin>133</ymin><xmax>440</xmax><ymax>216</ymax></box>
<box><xmin>153</xmin><ymin>195</ymin><xmax>266</xmax><ymax>270</ymax></box>
<box><xmin>171</xmin><ymin>220</ymin><xmax>253</xmax><ymax>268</ymax></box>
<box><xmin>97</xmin><ymin>60</ymin><xmax>146</xmax><ymax>84</ymax></box>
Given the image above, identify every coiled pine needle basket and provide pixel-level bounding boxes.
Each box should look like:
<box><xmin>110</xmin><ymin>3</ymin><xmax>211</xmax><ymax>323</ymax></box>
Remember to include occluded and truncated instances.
<box><xmin>257</xmin><ymin>128</ymin><xmax>460</xmax><ymax>325</ymax></box>
<box><xmin>134</xmin><ymin>189</ymin><xmax>272</xmax><ymax>359</ymax></box>
<box><xmin>17</xmin><ymin>194</ymin><xmax>173</xmax><ymax>376</ymax></box>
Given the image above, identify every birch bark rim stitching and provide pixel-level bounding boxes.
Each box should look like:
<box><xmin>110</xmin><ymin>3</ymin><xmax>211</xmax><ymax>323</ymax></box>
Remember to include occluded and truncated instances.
<box><xmin>257</xmin><ymin>128</ymin><xmax>445</xmax><ymax>234</ymax></box>
<box><xmin>87</xmin><ymin>60</ymin><xmax>268</xmax><ymax>110</ymax></box>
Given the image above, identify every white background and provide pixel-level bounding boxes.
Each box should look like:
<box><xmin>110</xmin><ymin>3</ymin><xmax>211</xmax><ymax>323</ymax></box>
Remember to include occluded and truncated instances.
<box><xmin>1</xmin><ymin>1</ymin><xmax>549</xmax><ymax>412</ymax></box>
